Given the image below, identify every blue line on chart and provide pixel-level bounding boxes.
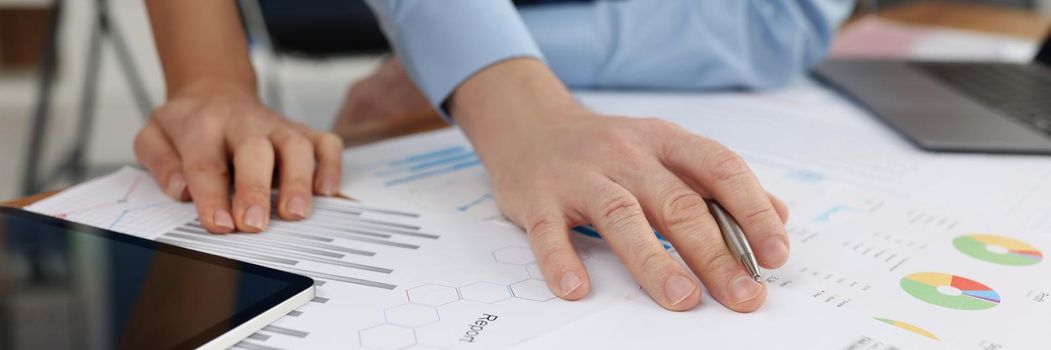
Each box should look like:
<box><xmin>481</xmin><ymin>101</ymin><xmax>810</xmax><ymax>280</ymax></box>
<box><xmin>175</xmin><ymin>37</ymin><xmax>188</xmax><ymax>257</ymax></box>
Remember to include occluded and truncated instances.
<box><xmin>458</xmin><ymin>192</ymin><xmax>494</xmax><ymax>213</ymax></box>
<box><xmin>108</xmin><ymin>201</ymin><xmax>175</xmax><ymax>229</ymax></box>
<box><xmin>384</xmin><ymin>159</ymin><xmax>483</xmax><ymax>187</ymax></box>
<box><xmin>572</xmin><ymin>225</ymin><xmax>672</xmax><ymax>250</ymax></box>
<box><xmin>737</xmin><ymin>151</ymin><xmax>827</xmax><ymax>185</ymax></box>
<box><xmin>389</xmin><ymin>146</ymin><xmax>469</xmax><ymax>166</ymax></box>
<box><xmin>786</xmin><ymin>170</ymin><xmax>826</xmax><ymax>184</ymax></box>
<box><xmin>376</xmin><ymin>152</ymin><xmax>479</xmax><ymax>176</ymax></box>
<box><xmin>813</xmin><ymin>205</ymin><xmax>853</xmax><ymax>223</ymax></box>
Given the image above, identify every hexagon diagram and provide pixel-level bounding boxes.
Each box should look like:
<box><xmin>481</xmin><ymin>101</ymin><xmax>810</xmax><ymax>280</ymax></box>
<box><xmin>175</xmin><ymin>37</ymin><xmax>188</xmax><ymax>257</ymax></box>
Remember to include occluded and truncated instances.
<box><xmin>385</xmin><ymin>303</ymin><xmax>439</xmax><ymax>327</ymax></box>
<box><xmin>510</xmin><ymin>279</ymin><xmax>556</xmax><ymax>302</ymax></box>
<box><xmin>459</xmin><ymin>281</ymin><xmax>513</xmax><ymax>304</ymax></box>
<box><xmin>492</xmin><ymin>246</ymin><xmax>535</xmax><ymax>265</ymax></box>
<box><xmin>406</xmin><ymin>283</ymin><xmax>460</xmax><ymax>306</ymax></box>
<box><xmin>525</xmin><ymin>263</ymin><xmax>543</xmax><ymax>279</ymax></box>
<box><xmin>359</xmin><ymin>324</ymin><xmax>416</xmax><ymax>349</ymax></box>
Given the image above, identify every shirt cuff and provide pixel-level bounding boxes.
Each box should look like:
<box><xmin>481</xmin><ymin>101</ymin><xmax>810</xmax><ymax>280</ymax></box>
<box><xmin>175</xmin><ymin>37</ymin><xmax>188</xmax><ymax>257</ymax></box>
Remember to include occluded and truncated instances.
<box><xmin>367</xmin><ymin>0</ymin><xmax>545</xmax><ymax>120</ymax></box>
<box><xmin>519</xmin><ymin>3</ymin><xmax>607</xmax><ymax>88</ymax></box>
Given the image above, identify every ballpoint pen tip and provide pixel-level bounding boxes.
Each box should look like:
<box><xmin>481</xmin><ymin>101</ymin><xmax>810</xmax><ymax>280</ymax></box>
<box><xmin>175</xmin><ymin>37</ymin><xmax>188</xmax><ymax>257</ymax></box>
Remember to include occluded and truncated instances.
<box><xmin>753</xmin><ymin>275</ymin><xmax>762</xmax><ymax>283</ymax></box>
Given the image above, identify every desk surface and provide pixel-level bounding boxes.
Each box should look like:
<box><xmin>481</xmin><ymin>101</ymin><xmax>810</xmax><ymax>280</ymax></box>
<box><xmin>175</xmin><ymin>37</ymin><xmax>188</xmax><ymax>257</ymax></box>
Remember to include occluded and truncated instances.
<box><xmin>3</xmin><ymin>2</ymin><xmax>1049</xmax><ymax>207</ymax></box>
<box><xmin>2</xmin><ymin>190</ymin><xmax>58</xmax><ymax>208</ymax></box>
<box><xmin>877</xmin><ymin>1</ymin><xmax>1049</xmax><ymax>39</ymax></box>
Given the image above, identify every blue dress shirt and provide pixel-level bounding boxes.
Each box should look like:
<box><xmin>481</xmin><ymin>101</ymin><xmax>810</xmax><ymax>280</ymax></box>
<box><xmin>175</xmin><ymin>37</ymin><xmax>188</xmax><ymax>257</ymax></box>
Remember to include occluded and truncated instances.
<box><xmin>365</xmin><ymin>0</ymin><xmax>855</xmax><ymax>117</ymax></box>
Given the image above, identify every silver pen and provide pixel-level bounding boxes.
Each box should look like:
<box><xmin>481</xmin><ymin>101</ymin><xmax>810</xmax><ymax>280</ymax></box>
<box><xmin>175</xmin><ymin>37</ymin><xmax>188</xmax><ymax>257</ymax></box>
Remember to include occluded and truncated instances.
<box><xmin>706</xmin><ymin>200</ymin><xmax>763</xmax><ymax>282</ymax></box>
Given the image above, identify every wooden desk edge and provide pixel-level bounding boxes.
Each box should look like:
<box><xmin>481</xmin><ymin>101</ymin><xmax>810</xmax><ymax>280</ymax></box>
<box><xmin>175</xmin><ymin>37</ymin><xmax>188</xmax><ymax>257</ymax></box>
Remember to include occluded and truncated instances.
<box><xmin>2</xmin><ymin>190</ymin><xmax>61</xmax><ymax>209</ymax></box>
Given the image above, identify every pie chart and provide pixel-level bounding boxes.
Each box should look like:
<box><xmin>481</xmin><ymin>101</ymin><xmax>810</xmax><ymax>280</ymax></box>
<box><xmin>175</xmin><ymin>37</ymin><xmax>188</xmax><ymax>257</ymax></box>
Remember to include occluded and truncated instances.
<box><xmin>953</xmin><ymin>234</ymin><xmax>1042</xmax><ymax>266</ymax></box>
<box><xmin>900</xmin><ymin>272</ymin><xmax>1000</xmax><ymax>310</ymax></box>
<box><xmin>873</xmin><ymin>317</ymin><xmax>939</xmax><ymax>340</ymax></box>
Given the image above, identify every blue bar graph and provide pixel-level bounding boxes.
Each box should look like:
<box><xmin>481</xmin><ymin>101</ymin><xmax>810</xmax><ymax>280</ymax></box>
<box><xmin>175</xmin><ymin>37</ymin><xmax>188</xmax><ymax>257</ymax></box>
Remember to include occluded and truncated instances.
<box><xmin>376</xmin><ymin>146</ymin><xmax>484</xmax><ymax>187</ymax></box>
<box><xmin>389</xmin><ymin>146</ymin><xmax>467</xmax><ymax>166</ymax></box>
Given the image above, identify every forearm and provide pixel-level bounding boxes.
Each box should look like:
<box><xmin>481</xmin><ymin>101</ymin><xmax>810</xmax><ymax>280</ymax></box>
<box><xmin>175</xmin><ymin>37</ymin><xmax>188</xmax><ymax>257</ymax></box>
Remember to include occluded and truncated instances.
<box><xmin>145</xmin><ymin>0</ymin><xmax>257</xmax><ymax>98</ymax></box>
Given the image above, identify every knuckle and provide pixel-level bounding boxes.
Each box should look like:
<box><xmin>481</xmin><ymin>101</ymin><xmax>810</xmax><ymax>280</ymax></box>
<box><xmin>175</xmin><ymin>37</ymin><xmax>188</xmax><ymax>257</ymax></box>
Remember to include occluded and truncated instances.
<box><xmin>240</xmin><ymin>136</ymin><xmax>271</xmax><ymax>148</ymax></box>
<box><xmin>192</xmin><ymin>110</ymin><xmax>227</xmax><ymax>130</ymax></box>
<box><xmin>598</xmin><ymin>194</ymin><xmax>645</xmax><ymax>231</ymax></box>
<box><xmin>316</xmin><ymin>133</ymin><xmax>344</xmax><ymax>151</ymax></box>
<box><xmin>132</xmin><ymin>132</ymin><xmax>155</xmax><ymax>159</ymax></box>
<box><xmin>282</xmin><ymin>175</ymin><xmax>314</xmax><ymax>189</ymax></box>
<box><xmin>595</xmin><ymin>127</ymin><xmax>638</xmax><ymax>152</ymax></box>
<box><xmin>148</xmin><ymin>106</ymin><xmax>177</xmax><ymax>124</ymax></box>
<box><xmin>185</xmin><ymin>161</ymin><xmax>229</xmax><ymax>177</ymax></box>
<box><xmin>281</xmin><ymin>134</ymin><xmax>313</xmax><ymax>150</ymax></box>
<box><xmin>133</xmin><ymin>129</ymin><xmax>149</xmax><ymax>148</ymax></box>
<box><xmin>708</xmin><ymin>149</ymin><xmax>750</xmax><ymax>184</ymax></box>
<box><xmin>743</xmin><ymin>205</ymin><xmax>777</xmax><ymax>223</ymax></box>
<box><xmin>637</xmin><ymin>248</ymin><xmax>668</xmax><ymax>275</ymax></box>
<box><xmin>526</xmin><ymin>215</ymin><xmax>562</xmax><ymax>239</ymax></box>
<box><xmin>641</xmin><ymin>118</ymin><xmax>682</xmax><ymax>134</ymax></box>
<box><xmin>538</xmin><ymin>245</ymin><xmax>571</xmax><ymax>270</ymax></box>
<box><xmin>239</xmin><ymin>183</ymin><xmax>272</xmax><ymax>197</ymax></box>
<box><xmin>700</xmin><ymin>250</ymin><xmax>739</xmax><ymax>282</ymax></box>
<box><xmin>659</xmin><ymin>187</ymin><xmax>707</xmax><ymax>229</ymax></box>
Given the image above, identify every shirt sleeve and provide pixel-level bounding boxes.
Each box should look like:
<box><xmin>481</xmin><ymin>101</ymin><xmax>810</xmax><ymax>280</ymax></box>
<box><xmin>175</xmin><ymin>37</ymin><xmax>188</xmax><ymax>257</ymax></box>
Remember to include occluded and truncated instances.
<box><xmin>518</xmin><ymin>0</ymin><xmax>855</xmax><ymax>90</ymax></box>
<box><xmin>364</xmin><ymin>0</ymin><xmax>545</xmax><ymax>119</ymax></box>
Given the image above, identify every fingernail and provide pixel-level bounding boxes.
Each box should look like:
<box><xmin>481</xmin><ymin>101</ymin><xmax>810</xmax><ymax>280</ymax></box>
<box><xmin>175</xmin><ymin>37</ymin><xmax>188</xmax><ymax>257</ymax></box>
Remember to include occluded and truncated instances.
<box><xmin>664</xmin><ymin>275</ymin><xmax>696</xmax><ymax>306</ymax></box>
<box><xmin>167</xmin><ymin>173</ymin><xmax>187</xmax><ymax>199</ymax></box>
<box><xmin>730</xmin><ymin>275</ymin><xmax>763</xmax><ymax>304</ymax></box>
<box><xmin>559</xmin><ymin>272</ymin><xmax>582</xmax><ymax>297</ymax></box>
<box><xmin>763</xmin><ymin>239</ymin><xmax>790</xmax><ymax>266</ymax></box>
<box><xmin>287</xmin><ymin>195</ymin><xmax>309</xmax><ymax>219</ymax></box>
<box><xmin>244</xmin><ymin>205</ymin><xmax>267</xmax><ymax>230</ymax></box>
<box><xmin>213</xmin><ymin>209</ymin><xmax>234</xmax><ymax>230</ymax></box>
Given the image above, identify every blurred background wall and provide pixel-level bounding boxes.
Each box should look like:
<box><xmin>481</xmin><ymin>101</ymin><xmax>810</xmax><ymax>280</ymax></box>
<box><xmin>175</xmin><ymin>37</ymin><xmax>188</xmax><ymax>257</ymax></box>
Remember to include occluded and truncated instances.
<box><xmin>0</xmin><ymin>0</ymin><xmax>1049</xmax><ymax>201</ymax></box>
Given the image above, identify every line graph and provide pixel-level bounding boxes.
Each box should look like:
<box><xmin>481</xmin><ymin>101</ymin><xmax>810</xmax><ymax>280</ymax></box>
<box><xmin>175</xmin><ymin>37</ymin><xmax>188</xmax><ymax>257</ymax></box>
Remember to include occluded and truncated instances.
<box><xmin>53</xmin><ymin>174</ymin><xmax>142</xmax><ymax>219</ymax></box>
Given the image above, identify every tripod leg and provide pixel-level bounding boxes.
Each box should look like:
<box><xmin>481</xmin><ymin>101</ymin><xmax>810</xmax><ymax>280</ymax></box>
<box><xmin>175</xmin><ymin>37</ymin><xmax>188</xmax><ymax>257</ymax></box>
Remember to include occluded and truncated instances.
<box><xmin>21</xmin><ymin>0</ymin><xmax>64</xmax><ymax>195</ymax></box>
<box><xmin>106</xmin><ymin>13</ymin><xmax>154</xmax><ymax>118</ymax></box>
<box><xmin>67</xmin><ymin>18</ymin><xmax>105</xmax><ymax>183</ymax></box>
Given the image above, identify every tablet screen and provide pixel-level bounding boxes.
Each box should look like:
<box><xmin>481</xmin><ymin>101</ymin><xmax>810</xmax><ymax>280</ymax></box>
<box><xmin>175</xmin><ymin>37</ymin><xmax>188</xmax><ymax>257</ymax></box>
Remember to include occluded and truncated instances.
<box><xmin>0</xmin><ymin>208</ymin><xmax>312</xmax><ymax>350</ymax></box>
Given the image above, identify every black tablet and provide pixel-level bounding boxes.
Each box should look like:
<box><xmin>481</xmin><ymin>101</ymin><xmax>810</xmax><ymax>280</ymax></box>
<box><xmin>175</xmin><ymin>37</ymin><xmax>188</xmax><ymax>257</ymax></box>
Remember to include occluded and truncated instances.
<box><xmin>0</xmin><ymin>207</ymin><xmax>314</xmax><ymax>350</ymax></box>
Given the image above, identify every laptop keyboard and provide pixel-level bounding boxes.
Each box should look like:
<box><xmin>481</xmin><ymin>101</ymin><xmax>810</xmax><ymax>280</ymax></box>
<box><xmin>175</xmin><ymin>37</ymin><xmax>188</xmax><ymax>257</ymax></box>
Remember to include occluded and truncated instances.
<box><xmin>916</xmin><ymin>62</ymin><xmax>1051</xmax><ymax>131</ymax></box>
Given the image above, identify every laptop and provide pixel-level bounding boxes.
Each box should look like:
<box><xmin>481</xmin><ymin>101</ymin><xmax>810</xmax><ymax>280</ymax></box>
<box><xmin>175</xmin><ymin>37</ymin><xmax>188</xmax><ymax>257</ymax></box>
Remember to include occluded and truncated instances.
<box><xmin>815</xmin><ymin>31</ymin><xmax>1051</xmax><ymax>154</ymax></box>
<box><xmin>0</xmin><ymin>207</ymin><xmax>314</xmax><ymax>350</ymax></box>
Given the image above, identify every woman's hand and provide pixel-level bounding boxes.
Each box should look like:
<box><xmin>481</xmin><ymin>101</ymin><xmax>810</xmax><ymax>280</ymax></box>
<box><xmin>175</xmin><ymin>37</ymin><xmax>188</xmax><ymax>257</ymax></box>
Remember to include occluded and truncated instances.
<box><xmin>134</xmin><ymin>81</ymin><xmax>343</xmax><ymax>233</ymax></box>
<box><xmin>454</xmin><ymin>58</ymin><xmax>789</xmax><ymax>312</ymax></box>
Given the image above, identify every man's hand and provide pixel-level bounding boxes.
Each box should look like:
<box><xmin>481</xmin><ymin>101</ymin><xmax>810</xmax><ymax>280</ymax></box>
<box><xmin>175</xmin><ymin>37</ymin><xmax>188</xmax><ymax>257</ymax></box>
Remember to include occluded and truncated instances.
<box><xmin>453</xmin><ymin>58</ymin><xmax>790</xmax><ymax>312</ymax></box>
<box><xmin>134</xmin><ymin>81</ymin><xmax>343</xmax><ymax>233</ymax></box>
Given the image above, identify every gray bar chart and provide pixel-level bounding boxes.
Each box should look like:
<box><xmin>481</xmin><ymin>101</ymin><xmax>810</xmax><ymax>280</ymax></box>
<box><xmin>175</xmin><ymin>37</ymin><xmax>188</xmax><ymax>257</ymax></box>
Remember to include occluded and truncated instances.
<box><xmin>155</xmin><ymin>199</ymin><xmax>439</xmax><ymax>349</ymax></box>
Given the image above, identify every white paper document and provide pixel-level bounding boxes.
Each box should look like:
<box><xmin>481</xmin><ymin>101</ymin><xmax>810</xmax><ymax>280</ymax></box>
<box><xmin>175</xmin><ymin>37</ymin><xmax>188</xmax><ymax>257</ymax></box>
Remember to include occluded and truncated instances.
<box><xmin>336</xmin><ymin>82</ymin><xmax>1051</xmax><ymax>349</ymax></box>
<box><xmin>343</xmin><ymin>83</ymin><xmax>1051</xmax><ymax>231</ymax></box>
<box><xmin>27</xmin><ymin>166</ymin><xmax>1051</xmax><ymax>349</ymax></box>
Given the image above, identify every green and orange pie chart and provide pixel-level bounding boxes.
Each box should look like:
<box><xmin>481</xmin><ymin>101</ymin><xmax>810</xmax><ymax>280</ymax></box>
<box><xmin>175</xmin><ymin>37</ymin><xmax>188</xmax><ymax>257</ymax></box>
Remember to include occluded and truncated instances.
<box><xmin>953</xmin><ymin>234</ymin><xmax>1042</xmax><ymax>266</ymax></box>
<box><xmin>900</xmin><ymin>272</ymin><xmax>999</xmax><ymax>310</ymax></box>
